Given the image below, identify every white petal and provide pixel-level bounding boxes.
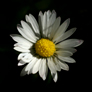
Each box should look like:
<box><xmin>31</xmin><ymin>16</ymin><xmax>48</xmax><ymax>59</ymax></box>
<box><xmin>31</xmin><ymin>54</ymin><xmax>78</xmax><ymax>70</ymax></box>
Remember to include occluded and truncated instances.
<box><xmin>44</xmin><ymin>12</ymin><xmax>50</xmax><ymax>37</ymax></box>
<box><xmin>39</xmin><ymin>11</ymin><xmax>43</xmax><ymax>19</ymax></box>
<box><xmin>18</xmin><ymin>53</ymin><xmax>28</xmax><ymax>60</ymax></box>
<box><xmin>45</xmin><ymin>63</ymin><xmax>48</xmax><ymax>79</ymax></box>
<box><xmin>14</xmin><ymin>47</ymin><xmax>30</xmax><ymax>52</ymax></box>
<box><xmin>43</xmin><ymin>10</ymin><xmax>52</xmax><ymax>37</ymax></box>
<box><xmin>55</xmin><ymin>51</ymin><xmax>73</xmax><ymax>57</ymax></box>
<box><xmin>25</xmin><ymin>14</ymin><xmax>39</xmax><ymax>34</ymax></box>
<box><xmin>58</xmin><ymin>56</ymin><xmax>76</xmax><ymax>63</ymax></box>
<box><xmin>47</xmin><ymin>10</ymin><xmax>51</xmax><ymax>17</ymax></box>
<box><xmin>32</xmin><ymin>58</ymin><xmax>41</xmax><ymax>74</ymax></box>
<box><xmin>21</xmin><ymin>21</ymin><xmax>37</xmax><ymax>41</ymax></box>
<box><xmin>18</xmin><ymin>60</ymin><xmax>26</xmax><ymax>66</ymax></box>
<box><xmin>17</xmin><ymin>25</ymin><xmax>36</xmax><ymax>43</ymax></box>
<box><xmin>38</xmin><ymin>10</ymin><xmax>56</xmax><ymax>38</ymax></box>
<box><xmin>53</xmin><ymin>28</ymin><xmax>76</xmax><ymax>43</ymax></box>
<box><xmin>38</xmin><ymin>11</ymin><xmax>44</xmax><ymax>37</ymax></box>
<box><xmin>53</xmin><ymin>18</ymin><xmax>70</xmax><ymax>41</ymax></box>
<box><xmin>47</xmin><ymin>58</ymin><xmax>56</xmax><ymax>73</ymax></box>
<box><xmin>10</xmin><ymin>34</ymin><xmax>33</xmax><ymax>47</ymax></box>
<box><xmin>39</xmin><ymin>59</ymin><xmax>47</xmax><ymax>80</ymax></box>
<box><xmin>18</xmin><ymin>53</ymin><xmax>33</xmax><ymax>63</ymax></box>
<box><xmin>50</xmin><ymin>17</ymin><xmax>61</xmax><ymax>40</ymax></box>
<box><xmin>25</xmin><ymin>57</ymin><xmax>37</xmax><ymax>74</ymax></box>
<box><xmin>14</xmin><ymin>43</ymin><xmax>31</xmax><ymax>49</ymax></box>
<box><xmin>39</xmin><ymin>60</ymin><xmax>43</xmax><ymax>77</ymax></box>
<box><xmin>49</xmin><ymin>10</ymin><xmax>56</xmax><ymax>26</ymax></box>
<box><xmin>42</xmin><ymin>12</ymin><xmax>47</xmax><ymax>32</ymax></box>
<box><xmin>42</xmin><ymin>12</ymin><xmax>49</xmax><ymax>37</ymax></box>
<box><xmin>46</xmin><ymin>10</ymin><xmax>51</xmax><ymax>24</ymax></box>
<box><xmin>53</xmin><ymin>57</ymin><xmax>61</xmax><ymax>71</ymax></box>
<box><xmin>51</xmin><ymin>72</ymin><xmax>58</xmax><ymax>82</ymax></box>
<box><xmin>56</xmin><ymin>39</ymin><xmax>84</xmax><ymax>48</ymax></box>
<box><xmin>58</xmin><ymin>60</ymin><xmax>69</xmax><ymax>71</ymax></box>
<box><xmin>20</xmin><ymin>65</ymin><xmax>27</xmax><ymax>76</ymax></box>
<box><xmin>47</xmin><ymin>10</ymin><xmax>56</xmax><ymax>37</ymax></box>
<box><xmin>57</xmin><ymin>48</ymin><xmax>77</xmax><ymax>53</ymax></box>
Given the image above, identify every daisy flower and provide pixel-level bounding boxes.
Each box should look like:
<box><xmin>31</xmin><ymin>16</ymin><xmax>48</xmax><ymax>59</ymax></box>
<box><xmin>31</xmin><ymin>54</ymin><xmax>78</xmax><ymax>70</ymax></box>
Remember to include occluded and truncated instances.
<box><xmin>10</xmin><ymin>10</ymin><xmax>83</xmax><ymax>82</ymax></box>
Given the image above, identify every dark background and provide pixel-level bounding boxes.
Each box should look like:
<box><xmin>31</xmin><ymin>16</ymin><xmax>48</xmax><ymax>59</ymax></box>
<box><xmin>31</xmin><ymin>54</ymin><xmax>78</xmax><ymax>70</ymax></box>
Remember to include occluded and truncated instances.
<box><xmin>0</xmin><ymin>0</ymin><xmax>89</xmax><ymax>91</ymax></box>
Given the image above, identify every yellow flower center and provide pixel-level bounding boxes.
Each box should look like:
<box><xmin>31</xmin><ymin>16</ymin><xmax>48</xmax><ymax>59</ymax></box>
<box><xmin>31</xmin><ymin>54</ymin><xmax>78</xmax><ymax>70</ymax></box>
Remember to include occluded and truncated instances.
<box><xmin>35</xmin><ymin>38</ymin><xmax>56</xmax><ymax>57</ymax></box>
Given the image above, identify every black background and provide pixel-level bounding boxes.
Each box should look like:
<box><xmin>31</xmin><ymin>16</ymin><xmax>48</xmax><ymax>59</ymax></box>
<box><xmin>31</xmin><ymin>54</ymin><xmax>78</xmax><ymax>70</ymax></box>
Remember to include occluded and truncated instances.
<box><xmin>0</xmin><ymin>0</ymin><xmax>89</xmax><ymax>91</ymax></box>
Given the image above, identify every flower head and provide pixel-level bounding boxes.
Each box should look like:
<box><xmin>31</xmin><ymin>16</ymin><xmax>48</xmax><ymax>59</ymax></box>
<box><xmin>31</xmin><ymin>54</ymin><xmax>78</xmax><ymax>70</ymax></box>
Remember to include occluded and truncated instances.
<box><xmin>10</xmin><ymin>10</ymin><xmax>83</xmax><ymax>82</ymax></box>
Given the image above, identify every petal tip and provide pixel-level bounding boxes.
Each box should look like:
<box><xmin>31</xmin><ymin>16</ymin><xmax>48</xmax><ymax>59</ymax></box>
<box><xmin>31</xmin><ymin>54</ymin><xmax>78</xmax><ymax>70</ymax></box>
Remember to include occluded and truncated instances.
<box><xmin>66</xmin><ymin>66</ymin><xmax>69</xmax><ymax>71</ymax></box>
<box><xmin>10</xmin><ymin>34</ymin><xmax>14</xmax><ymax>38</ymax></box>
<box><xmin>20</xmin><ymin>71</ymin><xmax>27</xmax><ymax>76</ymax></box>
<box><xmin>74</xmin><ymin>49</ymin><xmax>77</xmax><ymax>53</ymax></box>
<box><xmin>80</xmin><ymin>40</ymin><xmax>84</xmax><ymax>43</ymax></box>
<box><xmin>20</xmin><ymin>20</ymin><xmax>24</xmax><ymax>25</ymax></box>
<box><xmin>67</xmin><ymin>18</ymin><xmax>70</xmax><ymax>23</ymax></box>
<box><xmin>10</xmin><ymin>34</ymin><xmax>16</xmax><ymax>38</ymax></box>
<box><xmin>58</xmin><ymin>16</ymin><xmax>61</xmax><ymax>21</ymax></box>
<box><xmin>39</xmin><ymin>11</ymin><xmax>43</xmax><ymax>16</ymax></box>
<box><xmin>52</xmin><ymin>10</ymin><xmax>56</xmax><ymax>13</ymax></box>
<box><xmin>18</xmin><ymin>63</ymin><xmax>23</xmax><ymax>66</ymax></box>
<box><xmin>17</xmin><ymin>24</ymin><xmax>22</xmax><ymax>29</ymax></box>
<box><xmin>77</xmin><ymin>39</ymin><xmax>84</xmax><ymax>46</ymax></box>
<box><xmin>54</xmin><ymin>79</ymin><xmax>57</xmax><ymax>83</ymax></box>
<box><xmin>73</xmin><ymin>27</ymin><xmax>77</xmax><ymax>31</ymax></box>
<box><xmin>42</xmin><ymin>76</ymin><xmax>46</xmax><ymax>81</ymax></box>
<box><xmin>25</xmin><ymin>15</ymin><xmax>29</xmax><ymax>20</ymax></box>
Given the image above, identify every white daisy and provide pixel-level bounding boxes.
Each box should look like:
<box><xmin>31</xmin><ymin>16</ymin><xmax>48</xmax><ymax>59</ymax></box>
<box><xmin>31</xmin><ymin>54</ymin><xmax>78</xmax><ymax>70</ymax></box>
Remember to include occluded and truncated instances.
<box><xmin>10</xmin><ymin>10</ymin><xmax>83</xmax><ymax>82</ymax></box>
